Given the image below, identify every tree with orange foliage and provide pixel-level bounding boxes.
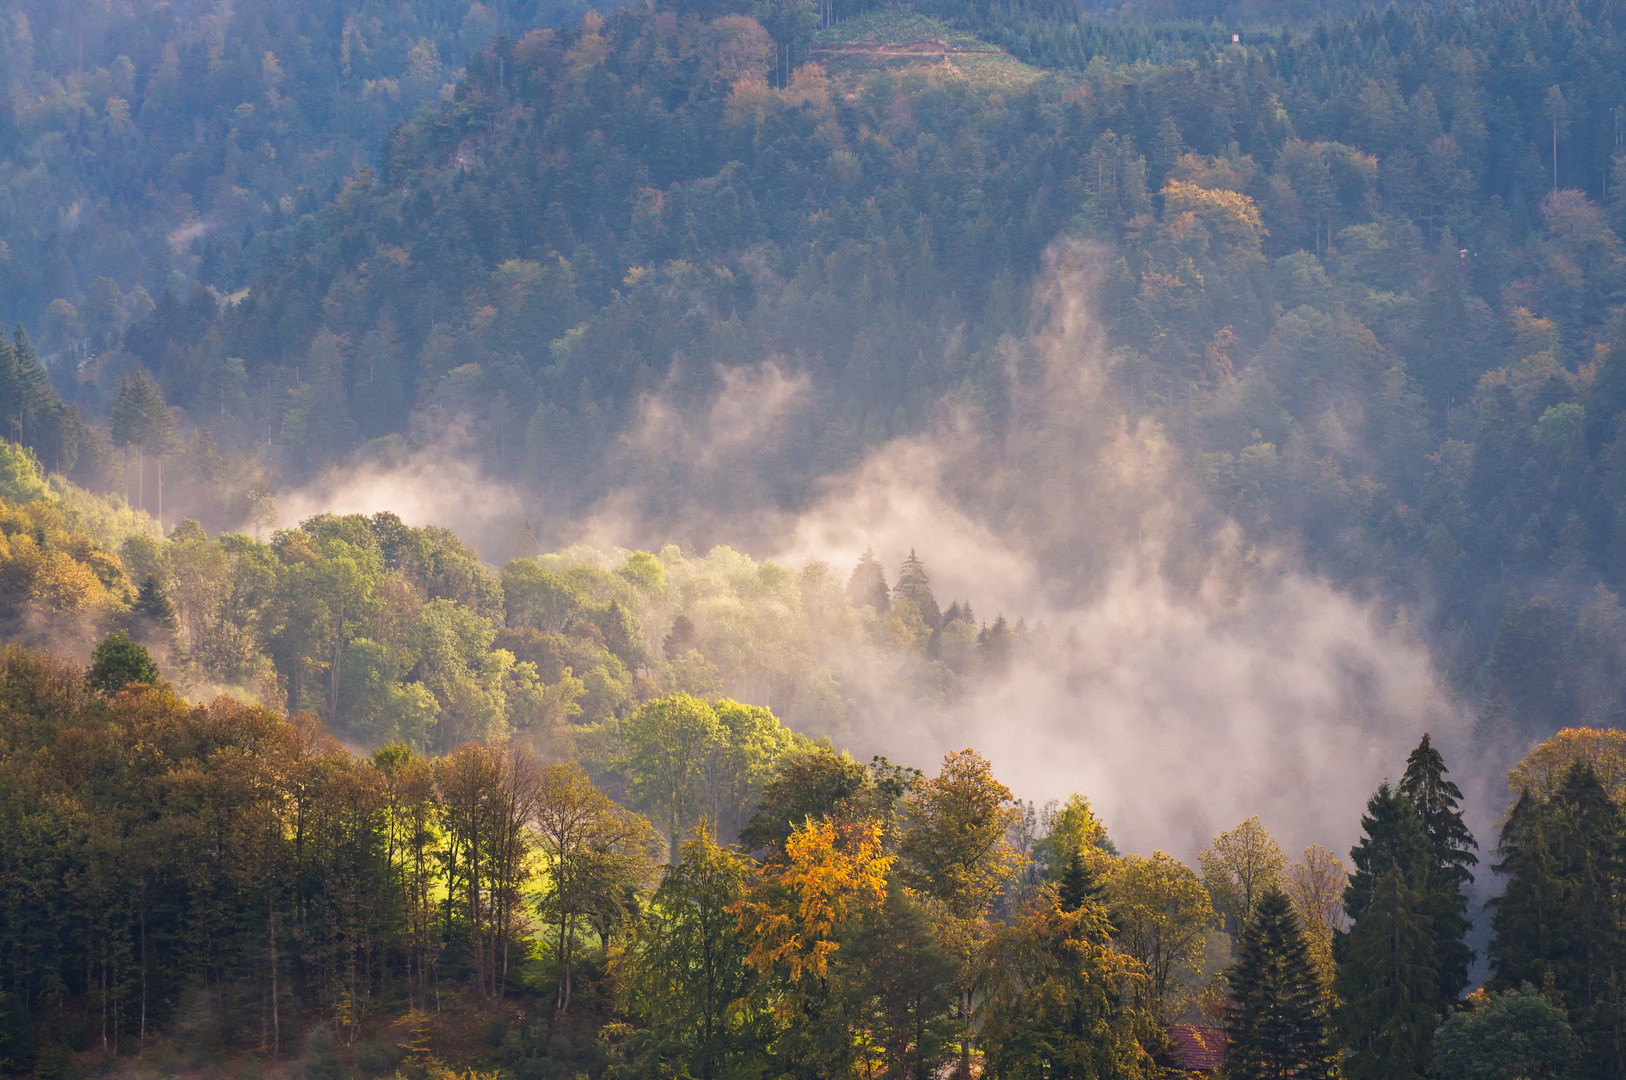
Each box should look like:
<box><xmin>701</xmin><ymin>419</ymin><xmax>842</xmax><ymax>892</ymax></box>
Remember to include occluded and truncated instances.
<box><xmin>736</xmin><ymin>816</ymin><xmax>892</xmax><ymax>987</ymax></box>
<box><xmin>731</xmin><ymin>814</ymin><xmax>892</xmax><ymax>1077</ymax></box>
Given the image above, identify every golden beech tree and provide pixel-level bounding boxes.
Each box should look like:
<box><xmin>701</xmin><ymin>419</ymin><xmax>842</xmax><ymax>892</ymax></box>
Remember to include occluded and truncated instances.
<box><xmin>735</xmin><ymin>816</ymin><xmax>892</xmax><ymax>986</ymax></box>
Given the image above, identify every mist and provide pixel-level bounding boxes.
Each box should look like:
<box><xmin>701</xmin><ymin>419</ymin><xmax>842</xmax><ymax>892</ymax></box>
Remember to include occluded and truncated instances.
<box><xmin>263</xmin><ymin>238</ymin><xmax>1480</xmax><ymax>866</ymax></box>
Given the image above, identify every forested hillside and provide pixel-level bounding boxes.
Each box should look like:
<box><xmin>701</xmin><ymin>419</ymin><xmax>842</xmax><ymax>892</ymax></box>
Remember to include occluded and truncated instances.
<box><xmin>7</xmin><ymin>0</ymin><xmax>1623</xmax><ymax>743</ymax></box>
<box><xmin>0</xmin><ymin>0</ymin><xmax>595</xmax><ymax>335</ymax></box>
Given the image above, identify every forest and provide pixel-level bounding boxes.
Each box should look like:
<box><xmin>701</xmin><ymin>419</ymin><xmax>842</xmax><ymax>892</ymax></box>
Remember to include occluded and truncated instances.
<box><xmin>2</xmin><ymin>0</ymin><xmax>1626</xmax><ymax>1073</ymax></box>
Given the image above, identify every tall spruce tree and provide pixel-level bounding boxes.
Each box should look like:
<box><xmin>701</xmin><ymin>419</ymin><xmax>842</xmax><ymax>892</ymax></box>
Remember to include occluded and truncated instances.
<box><xmin>1337</xmin><ymin>783</ymin><xmax>1443</xmax><ymax>1075</ymax></box>
<box><xmin>1335</xmin><ymin>867</ymin><xmax>1439</xmax><ymax>1080</ymax></box>
<box><xmin>1058</xmin><ymin>850</ymin><xmax>1106</xmax><ymax>912</ymax></box>
<box><xmin>1399</xmin><ymin>734</ymin><xmax>1477</xmax><ymax>1004</ymax></box>
<box><xmin>1224</xmin><ymin>889</ymin><xmax>1336</xmax><ymax>1080</ymax></box>
<box><xmin>1343</xmin><ymin>782</ymin><xmax>1433</xmax><ymax>926</ymax></box>
<box><xmin>845</xmin><ymin>547</ymin><xmax>889</xmax><ymax>612</ymax></box>
<box><xmin>893</xmin><ymin>549</ymin><xmax>941</xmax><ymax>627</ymax></box>
<box><xmin>1489</xmin><ymin>764</ymin><xmax>1626</xmax><ymax>1080</ymax></box>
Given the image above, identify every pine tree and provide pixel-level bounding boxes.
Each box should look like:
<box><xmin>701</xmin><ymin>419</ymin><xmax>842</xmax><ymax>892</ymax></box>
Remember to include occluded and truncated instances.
<box><xmin>108</xmin><ymin>373</ymin><xmax>171</xmax><ymax>513</ymax></box>
<box><xmin>1058</xmin><ymin>850</ymin><xmax>1106</xmax><ymax>912</ymax></box>
<box><xmin>1489</xmin><ymin>764</ymin><xmax>1626</xmax><ymax>1079</ymax></box>
<box><xmin>1398</xmin><ymin>733</ymin><xmax>1477</xmax><ymax>1004</ymax></box>
<box><xmin>0</xmin><ymin>327</ymin><xmax>58</xmax><ymax>455</ymax></box>
<box><xmin>1337</xmin><ymin>783</ymin><xmax>1442</xmax><ymax>1074</ymax></box>
<box><xmin>893</xmin><ymin>548</ymin><xmax>941</xmax><ymax>627</ymax></box>
<box><xmin>1335</xmin><ymin>867</ymin><xmax>1439</xmax><ymax>1080</ymax></box>
<box><xmin>1344</xmin><ymin>782</ymin><xmax>1432</xmax><ymax>925</ymax></box>
<box><xmin>663</xmin><ymin>613</ymin><xmax>698</xmax><ymax>659</ymax></box>
<box><xmin>130</xmin><ymin>575</ymin><xmax>180</xmax><ymax>644</ymax></box>
<box><xmin>1224</xmin><ymin>889</ymin><xmax>1336</xmax><ymax>1080</ymax></box>
<box><xmin>845</xmin><ymin>547</ymin><xmax>889</xmax><ymax>611</ymax></box>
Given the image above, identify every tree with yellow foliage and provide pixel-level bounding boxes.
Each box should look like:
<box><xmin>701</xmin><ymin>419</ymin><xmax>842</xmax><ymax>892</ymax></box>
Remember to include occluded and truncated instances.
<box><xmin>1508</xmin><ymin>726</ymin><xmax>1626</xmax><ymax>805</ymax></box>
<box><xmin>1199</xmin><ymin>816</ymin><xmax>1286</xmax><ymax>935</ymax></box>
<box><xmin>1284</xmin><ymin>845</ymin><xmax>1348</xmax><ymax>999</ymax></box>
<box><xmin>736</xmin><ymin>816</ymin><xmax>892</xmax><ymax>987</ymax></box>
<box><xmin>733</xmin><ymin>815</ymin><xmax>893</xmax><ymax>1077</ymax></box>
<box><xmin>1107</xmin><ymin>851</ymin><xmax>1215</xmax><ymax>1023</ymax></box>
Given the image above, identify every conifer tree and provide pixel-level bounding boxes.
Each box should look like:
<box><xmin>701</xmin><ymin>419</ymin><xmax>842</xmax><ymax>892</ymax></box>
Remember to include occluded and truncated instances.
<box><xmin>0</xmin><ymin>327</ymin><xmax>58</xmax><ymax>457</ymax></box>
<box><xmin>845</xmin><ymin>547</ymin><xmax>889</xmax><ymax>611</ymax></box>
<box><xmin>1398</xmin><ymin>733</ymin><xmax>1477</xmax><ymax>1004</ymax></box>
<box><xmin>108</xmin><ymin>372</ymin><xmax>171</xmax><ymax>513</ymax></box>
<box><xmin>1335</xmin><ymin>867</ymin><xmax>1439</xmax><ymax>1080</ymax></box>
<box><xmin>1343</xmin><ymin>782</ymin><xmax>1432</xmax><ymax>926</ymax></box>
<box><xmin>893</xmin><ymin>549</ymin><xmax>941</xmax><ymax>627</ymax></box>
<box><xmin>1490</xmin><ymin>764</ymin><xmax>1626</xmax><ymax>1079</ymax></box>
<box><xmin>1224</xmin><ymin>889</ymin><xmax>1336</xmax><ymax>1080</ymax></box>
<box><xmin>1337</xmin><ymin>783</ymin><xmax>1441</xmax><ymax>1073</ymax></box>
<box><xmin>131</xmin><ymin>575</ymin><xmax>180</xmax><ymax>643</ymax></box>
<box><xmin>1058</xmin><ymin>850</ymin><xmax>1106</xmax><ymax>912</ymax></box>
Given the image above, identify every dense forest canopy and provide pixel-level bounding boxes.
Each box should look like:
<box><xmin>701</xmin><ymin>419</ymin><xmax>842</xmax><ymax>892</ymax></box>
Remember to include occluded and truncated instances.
<box><xmin>4</xmin><ymin>0</ymin><xmax>1624</xmax><ymax>751</ymax></box>
<box><xmin>2</xmin><ymin>0</ymin><xmax>1626</xmax><ymax>1074</ymax></box>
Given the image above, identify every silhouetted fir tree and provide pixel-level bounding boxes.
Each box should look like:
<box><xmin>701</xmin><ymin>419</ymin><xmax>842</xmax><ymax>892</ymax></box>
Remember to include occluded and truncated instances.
<box><xmin>1490</xmin><ymin>765</ymin><xmax>1626</xmax><ymax>1080</ymax></box>
<box><xmin>1224</xmin><ymin>889</ymin><xmax>1336</xmax><ymax>1080</ymax></box>
<box><xmin>979</xmin><ymin>615</ymin><xmax>1013</xmax><ymax>672</ymax></box>
<box><xmin>892</xmin><ymin>549</ymin><xmax>941</xmax><ymax>627</ymax></box>
<box><xmin>663</xmin><ymin>613</ymin><xmax>698</xmax><ymax>659</ymax></box>
<box><xmin>130</xmin><ymin>575</ymin><xmax>179</xmax><ymax>641</ymax></box>
<box><xmin>845</xmin><ymin>547</ymin><xmax>889</xmax><ymax>611</ymax></box>
<box><xmin>1058</xmin><ymin>850</ymin><xmax>1106</xmax><ymax>912</ymax></box>
<box><xmin>1398</xmin><ymin>733</ymin><xmax>1477</xmax><ymax>1004</ymax></box>
<box><xmin>1335</xmin><ymin>867</ymin><xmax>1439</xmax><ymax>1080</ymax></box>
<box><xmin>1343</xmin><ymin>782</ymin><xmax>1432</xmax><ymax>926</ymax></box>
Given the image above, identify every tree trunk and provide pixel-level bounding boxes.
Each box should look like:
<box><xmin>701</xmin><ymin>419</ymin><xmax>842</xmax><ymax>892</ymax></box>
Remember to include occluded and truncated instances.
<box><xmin>269</xmin><ymin>899</ymin><xmax>280</xmax><ymax>1058</ymax></box>
<box><xmin>329</xmin><ymin>601</ymin><xmax>344</xmax><ymax>722</ymax></box>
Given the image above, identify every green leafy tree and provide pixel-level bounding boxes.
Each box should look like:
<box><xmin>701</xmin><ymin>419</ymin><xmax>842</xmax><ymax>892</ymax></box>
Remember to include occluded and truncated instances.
<box><xmin>1199</xmin><ymin>816</ymin><xmax>1285</xmax><ymax>934</ymax></box>
<box><xmin>1433</xmin><ymin>985</ymin><xmax>1577</xmax><ymax>1080</ymax></box>
<box><xmin>839</xmin><ymin>881</ymin><xmax>958</xmax><ymax>1080</ymax></box>
<box><xmin>1108</xmin><ymin>852</ymin><xmax>1214</xmax><ymax>1022</ymax></box>
<box><xmin>1224</xmin><ymin>889</ymin><xmax>1336</xmax><ymax>1080</ymax></box>
<box><xmin>0</xmin><ymin>440</ymin><xmax>48</xmax><ymax>505</ymax></box>
<box><xmin>978</xmin><ymin>898</ymin><xmax>1155</xmax><ymax>1080</ymax></box>
<box><xmin>87</xmin><ymin>632</ymin><xmax>161</xmax><ymax>692</ymax></box>
<box><xmin>738</xmin><ymin>749</ymin><xmax>870</xmax><ymax>855</ymax></box>
<box><xmin>622</xmin><ymin>693</ymin><xmax>728</xmax><ymax>861</ymax></box>
<box><xmin>626</xmin><ymin>832</ymin><xmax>770</xmax><ymax>1079</ymax></box>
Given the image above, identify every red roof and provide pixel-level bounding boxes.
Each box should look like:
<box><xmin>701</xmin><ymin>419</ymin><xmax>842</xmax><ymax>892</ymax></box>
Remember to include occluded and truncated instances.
<box><xmin>1169</xmin><ymin>1025</ymin><xmax>1227</xmax><ymax>1071</ymax></box>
